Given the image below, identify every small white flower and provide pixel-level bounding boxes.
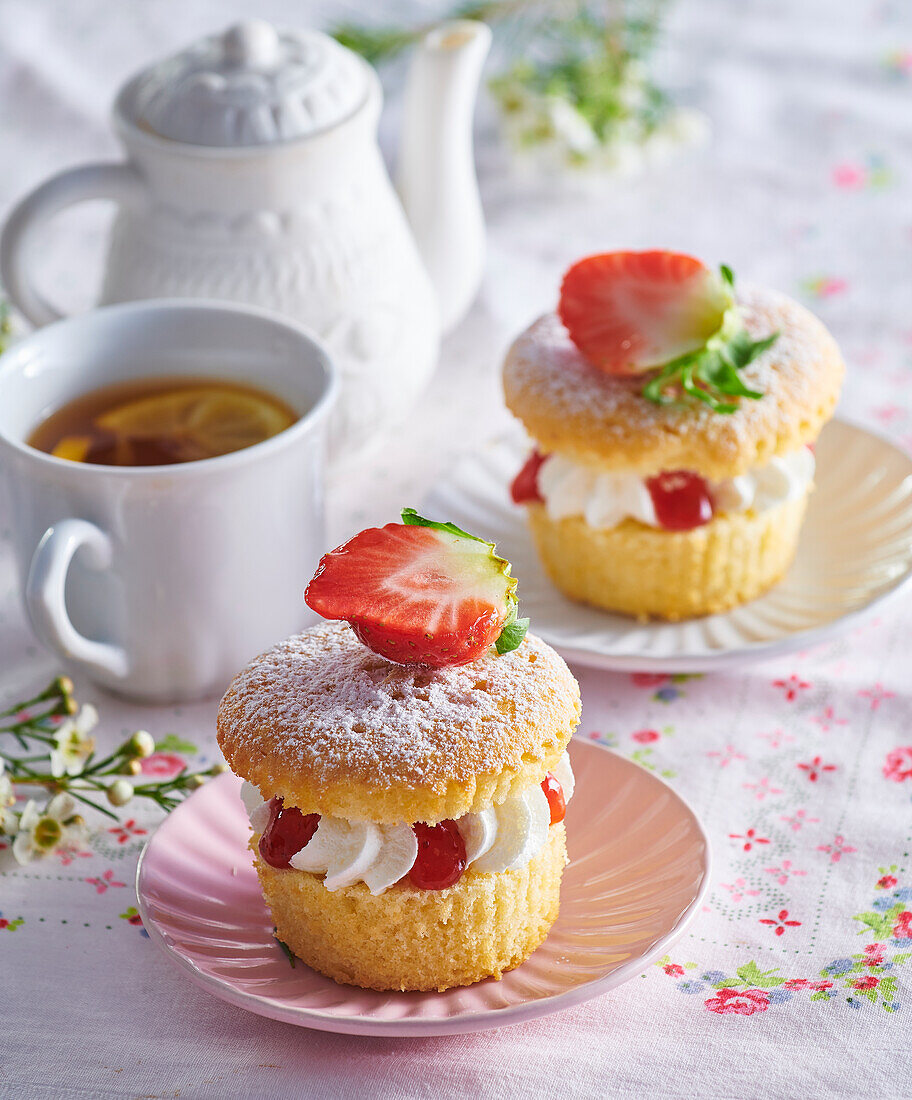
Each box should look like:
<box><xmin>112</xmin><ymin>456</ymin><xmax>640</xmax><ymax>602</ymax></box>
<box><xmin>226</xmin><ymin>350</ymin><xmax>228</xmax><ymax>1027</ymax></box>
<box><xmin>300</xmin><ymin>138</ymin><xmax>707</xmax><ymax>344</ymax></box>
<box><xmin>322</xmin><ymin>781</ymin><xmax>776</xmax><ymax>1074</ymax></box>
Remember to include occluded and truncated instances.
<box><xmin>12</xmin><ymin>793</ymin><xmax>78</xmax><ymax>865</ymax></box>
<box><xmin>545</xmin><ymin>96</ymin><xmax>598</xmax><ymax>155</ymax></box>
<box><xmin>0</xmin><ymin>760</ymin><xmax>18</xmax><ymax>835</ymax></box>
<box><xmin>49</xmin><ymin>704</ymin><xmax>98</xmax><ymax>778</ymax></box>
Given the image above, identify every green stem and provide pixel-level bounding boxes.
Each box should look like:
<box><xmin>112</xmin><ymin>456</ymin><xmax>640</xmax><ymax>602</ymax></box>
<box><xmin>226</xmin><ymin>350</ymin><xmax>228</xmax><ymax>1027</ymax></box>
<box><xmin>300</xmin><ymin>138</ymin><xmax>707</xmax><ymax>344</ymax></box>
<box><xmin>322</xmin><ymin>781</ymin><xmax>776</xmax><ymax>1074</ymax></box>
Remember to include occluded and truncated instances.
<box><xmin>3</xmin><ymin>759</ymin><xmax>47</xmax><ymax>781</ymax></box>
<box><xmin>66</xmin><ymin>788</ymin><xmax>120</xmax><ymax>822</ymax></box>
<box><xmin>0</xmin><ymin>679</ymin><xmax>70</xmax><ymax>720</ymax></box>
<box><xmin>0</xmin><ymin>695</ymin><xmax>55</xmax><ymax>721</ymax></box>
<box><xmin>0</xmin><ymin>725</ymin><xmax>56</xmax><ymax>741</ymax></box>
<box><xmin>81</xmin><ymin>750</ymin><xmax>126</xmax><ymax>777</ymax></box>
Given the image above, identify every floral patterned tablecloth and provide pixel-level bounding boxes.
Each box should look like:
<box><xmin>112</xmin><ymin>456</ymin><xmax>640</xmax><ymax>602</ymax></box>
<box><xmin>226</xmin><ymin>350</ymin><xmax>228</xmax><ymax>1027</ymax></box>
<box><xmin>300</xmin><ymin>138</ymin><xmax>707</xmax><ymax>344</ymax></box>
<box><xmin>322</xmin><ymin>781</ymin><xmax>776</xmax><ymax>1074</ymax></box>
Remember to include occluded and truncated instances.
<box><xmin>2</xmin><ymin>0</ymin><xmax>912</xmax><ymax>1097</ymax></box>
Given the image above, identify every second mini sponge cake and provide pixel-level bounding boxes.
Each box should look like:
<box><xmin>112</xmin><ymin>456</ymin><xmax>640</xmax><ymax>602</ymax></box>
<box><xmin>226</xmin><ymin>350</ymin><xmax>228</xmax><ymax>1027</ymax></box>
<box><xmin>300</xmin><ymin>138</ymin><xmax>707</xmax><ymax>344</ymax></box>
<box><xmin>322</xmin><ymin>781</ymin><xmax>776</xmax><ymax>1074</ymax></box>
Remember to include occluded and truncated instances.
<box><xmin>504</xmin><ymin>251</ymin><xmax>845</xmax><ymax>619</ymax></box>
<box><xmin>217</xmin><ymin>511</ymin><xmax>581</xmax><ymax>992</ymax></box>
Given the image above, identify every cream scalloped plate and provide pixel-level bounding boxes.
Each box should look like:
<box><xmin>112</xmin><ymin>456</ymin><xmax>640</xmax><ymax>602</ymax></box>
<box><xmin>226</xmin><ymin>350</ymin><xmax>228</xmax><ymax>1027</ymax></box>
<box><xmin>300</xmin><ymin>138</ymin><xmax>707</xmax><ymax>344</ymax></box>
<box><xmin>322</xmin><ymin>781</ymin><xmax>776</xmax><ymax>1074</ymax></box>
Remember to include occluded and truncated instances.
<box><xmin>423</xmin><ymin>420</ymin><xmax>912</xmax><ymax>672</ymax></box>
<box><xmin>136</xmin><ymin>743</ymin><xmax>709</xmax><ymax>1036</ymax></box>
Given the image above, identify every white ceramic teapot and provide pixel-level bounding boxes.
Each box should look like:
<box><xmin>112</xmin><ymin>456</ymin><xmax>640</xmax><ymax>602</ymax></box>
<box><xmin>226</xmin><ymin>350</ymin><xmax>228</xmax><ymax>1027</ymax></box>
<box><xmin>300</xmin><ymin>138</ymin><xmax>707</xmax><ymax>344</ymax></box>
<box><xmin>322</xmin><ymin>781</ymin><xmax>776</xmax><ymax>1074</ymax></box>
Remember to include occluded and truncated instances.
<box><xmin>0</xmin><ymin>19</ymin><xmax>491</xmax><ymax>459</ymax></box>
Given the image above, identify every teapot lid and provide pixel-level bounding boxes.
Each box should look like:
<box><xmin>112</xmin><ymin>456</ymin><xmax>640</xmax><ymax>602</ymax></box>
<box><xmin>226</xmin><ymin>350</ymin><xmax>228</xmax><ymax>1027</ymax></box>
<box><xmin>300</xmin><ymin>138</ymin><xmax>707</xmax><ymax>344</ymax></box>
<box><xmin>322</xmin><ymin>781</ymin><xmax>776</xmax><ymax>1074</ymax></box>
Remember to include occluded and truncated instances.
<box><xmin>122</xmin><ymin>20</ymin><xmax>372</xmax><ymax>147</ymax></box>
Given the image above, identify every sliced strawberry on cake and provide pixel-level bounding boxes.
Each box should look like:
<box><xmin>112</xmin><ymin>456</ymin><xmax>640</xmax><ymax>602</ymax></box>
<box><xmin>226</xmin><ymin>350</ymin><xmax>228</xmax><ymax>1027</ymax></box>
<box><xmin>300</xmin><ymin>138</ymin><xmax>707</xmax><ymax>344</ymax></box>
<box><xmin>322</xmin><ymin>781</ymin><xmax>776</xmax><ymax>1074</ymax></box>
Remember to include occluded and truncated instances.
<box><xmin>556</xmin><ymin>250</ymin><xmax>778</xmax><ymax>412</ymax></box>
<box><xmin>558</xmin><ymin>250</ymin><xmax>733</xmax><ymax>375</ymax></box>
<box><xmin>304</xmin><ymin>508</ymin><xmax>529</xmax><ymax>668</ymax></box>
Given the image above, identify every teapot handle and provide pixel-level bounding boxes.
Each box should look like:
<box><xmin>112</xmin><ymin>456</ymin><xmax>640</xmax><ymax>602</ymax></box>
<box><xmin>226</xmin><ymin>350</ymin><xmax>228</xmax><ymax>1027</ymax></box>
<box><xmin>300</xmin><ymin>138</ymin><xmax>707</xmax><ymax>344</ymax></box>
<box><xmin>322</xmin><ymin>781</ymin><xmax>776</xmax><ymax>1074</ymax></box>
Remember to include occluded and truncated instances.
<box><xmin>0</xmin><ymin>163</ymin><xmax>144</xmax><ymax>327</ymax></box>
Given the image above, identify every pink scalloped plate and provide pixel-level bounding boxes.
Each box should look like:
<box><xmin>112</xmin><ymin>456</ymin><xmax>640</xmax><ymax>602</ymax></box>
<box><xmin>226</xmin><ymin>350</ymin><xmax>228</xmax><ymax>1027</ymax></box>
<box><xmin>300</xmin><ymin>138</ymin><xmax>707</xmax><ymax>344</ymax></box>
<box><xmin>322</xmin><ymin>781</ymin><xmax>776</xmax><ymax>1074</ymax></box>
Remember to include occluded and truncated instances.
<box><xmin>136</xmin><ymin>740</ymin><xmax>710</xmax><ymax>1036</ymax></box>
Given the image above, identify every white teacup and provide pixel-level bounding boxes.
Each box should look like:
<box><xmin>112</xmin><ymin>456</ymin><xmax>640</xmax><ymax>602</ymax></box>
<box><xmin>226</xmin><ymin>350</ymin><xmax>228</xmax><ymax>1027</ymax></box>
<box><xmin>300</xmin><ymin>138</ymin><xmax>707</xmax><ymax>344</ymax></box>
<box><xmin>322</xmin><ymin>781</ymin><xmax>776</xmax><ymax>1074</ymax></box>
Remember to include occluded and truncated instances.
<box><xmin>0</xmin><ymin>299</ymin><xmax>337</xmax><ymax>703</ymax></box>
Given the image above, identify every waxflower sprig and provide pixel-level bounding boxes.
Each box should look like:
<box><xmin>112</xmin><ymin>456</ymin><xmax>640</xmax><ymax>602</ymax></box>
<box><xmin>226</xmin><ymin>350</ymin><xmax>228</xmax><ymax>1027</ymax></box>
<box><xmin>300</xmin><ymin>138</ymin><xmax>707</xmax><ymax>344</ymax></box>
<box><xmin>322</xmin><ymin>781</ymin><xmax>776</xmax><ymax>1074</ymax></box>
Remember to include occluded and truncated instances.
<box><xmin>0</xmin><ymin>676</ymin><xmax>226</xmax><ymax>864</ymax></box>
<box><xmin>331</xmin><ymin>1</ymin><xmax>697</xmax><ymax>173</ymax></box>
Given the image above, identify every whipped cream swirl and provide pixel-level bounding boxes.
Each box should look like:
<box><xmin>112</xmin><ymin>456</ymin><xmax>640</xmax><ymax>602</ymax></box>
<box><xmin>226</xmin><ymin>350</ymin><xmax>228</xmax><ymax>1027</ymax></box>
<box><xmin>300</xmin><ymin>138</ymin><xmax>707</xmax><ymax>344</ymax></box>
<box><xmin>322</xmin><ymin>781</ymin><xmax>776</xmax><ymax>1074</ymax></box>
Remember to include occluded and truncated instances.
<box><xmin>538</xmin><ymin>449</ymin><xmax>814</xmax><ymax>530</ymax></box>
<box><xmin>241</xmin><ymin>750</ymin><xmax>574</xmax><ymax>896</ymax></box>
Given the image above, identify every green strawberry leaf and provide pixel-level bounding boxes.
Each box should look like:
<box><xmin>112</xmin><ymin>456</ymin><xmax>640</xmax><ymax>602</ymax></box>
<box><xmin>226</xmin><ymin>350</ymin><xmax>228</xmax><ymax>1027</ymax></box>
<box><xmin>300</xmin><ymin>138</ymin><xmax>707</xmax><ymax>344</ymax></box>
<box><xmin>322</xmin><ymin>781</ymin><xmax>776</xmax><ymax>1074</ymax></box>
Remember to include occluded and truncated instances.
<box><xmin>723</xmin><ymin>328</ymin><xmax>779</xmax><ymax>371</ymax></box>
<box><xmin>401</xmin><ymin>508</ymin><xmax>487</xmax><ymax>544</ymax></box>
<box><xmin>680</xmin><ymin>363</ymin><xmax>729</xmax><ymax>410</ymax></box>
<box><xmin>495</xmin><ymin>608</ymin><xmax>529</xmax><ymax>654</ymax></box>
<box><xmin>698</xmin><ymin>351</ymin><xmax>764</xmax><ymax>400</ymax></box>
<box><xmin>641</xmin><ymin>265</ymin><xmax>777</xmax><ymax>414</ymax></box>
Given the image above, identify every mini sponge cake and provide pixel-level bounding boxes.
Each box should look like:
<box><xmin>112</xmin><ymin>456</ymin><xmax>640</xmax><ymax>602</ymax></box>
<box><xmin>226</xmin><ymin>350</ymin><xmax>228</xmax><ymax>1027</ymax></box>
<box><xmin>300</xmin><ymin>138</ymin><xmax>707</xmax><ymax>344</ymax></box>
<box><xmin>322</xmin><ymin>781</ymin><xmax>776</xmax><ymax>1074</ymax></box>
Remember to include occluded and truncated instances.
<box><xmin>217</xmin><ymin>621</ymin><xmax>581</xmax><ymax>992</ymax></box>
<box><xmin>504</xmin><ymin>285</ymin><xmax>845</xmax><ymax>619</ymax></box>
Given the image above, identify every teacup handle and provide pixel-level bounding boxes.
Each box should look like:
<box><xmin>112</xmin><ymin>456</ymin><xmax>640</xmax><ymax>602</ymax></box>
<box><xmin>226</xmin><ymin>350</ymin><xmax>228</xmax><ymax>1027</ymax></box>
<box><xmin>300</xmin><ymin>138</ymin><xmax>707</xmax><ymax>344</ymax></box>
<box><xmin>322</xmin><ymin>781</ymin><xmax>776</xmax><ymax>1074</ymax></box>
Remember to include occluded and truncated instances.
<box><xmin>0</xmin><ymin>162</ymin><xmax>144</xmax><ymax>327</ymax></box>
<box><xmin>26</xmin><ymin>519</ymin><xmax>130</xmax><ymax>679</ymax></box>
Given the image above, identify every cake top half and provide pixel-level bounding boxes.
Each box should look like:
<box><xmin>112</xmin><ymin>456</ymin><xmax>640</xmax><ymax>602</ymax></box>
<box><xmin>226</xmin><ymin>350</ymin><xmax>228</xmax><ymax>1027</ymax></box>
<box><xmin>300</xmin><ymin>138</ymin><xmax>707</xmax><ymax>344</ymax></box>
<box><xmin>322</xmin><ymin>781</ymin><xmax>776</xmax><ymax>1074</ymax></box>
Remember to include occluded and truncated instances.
<box><xmin>503</xmin><ymin>285</ymin><xmax>845</xmax><ymax>480</ymax></box>
<box><xmin>217</xmin><ymin>621</ymin><xmax>581</xmax><ymax>824</ymax></box>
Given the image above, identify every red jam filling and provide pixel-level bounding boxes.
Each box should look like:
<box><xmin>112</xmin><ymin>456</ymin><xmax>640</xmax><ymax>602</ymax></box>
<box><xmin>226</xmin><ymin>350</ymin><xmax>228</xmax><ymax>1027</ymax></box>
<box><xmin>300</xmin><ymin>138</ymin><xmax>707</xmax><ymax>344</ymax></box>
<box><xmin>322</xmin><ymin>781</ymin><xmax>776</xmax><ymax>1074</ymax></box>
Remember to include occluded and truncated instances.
<box><xmin>646</xmin><ymin>470</ymin><xmax>714</xmax><ymax>531</ymax></box>
<box><xmin>510</xmin><ymin>450</ymin><xmax>547</xmax><ymax>505</ymax></box>
<box><xmin>541</xmin><ymin>773</ymin><xmax>566</xmax><ymax>824</ymax></box>
<box><xmin>409</xmin><ymin>820</ymin><xmax>467</xmax><ymax>890</ymax></box>
<box><xmin>258</xmin><ymin>797</ymin><xmax>320</xmax><ymax>869</ymax></box>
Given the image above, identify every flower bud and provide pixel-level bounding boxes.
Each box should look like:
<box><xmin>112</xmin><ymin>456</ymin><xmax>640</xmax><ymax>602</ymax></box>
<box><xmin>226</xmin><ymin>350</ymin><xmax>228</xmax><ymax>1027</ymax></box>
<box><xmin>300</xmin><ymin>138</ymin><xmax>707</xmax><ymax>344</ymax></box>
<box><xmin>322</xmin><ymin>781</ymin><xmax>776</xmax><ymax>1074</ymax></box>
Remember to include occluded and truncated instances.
<box><xmin>125</xmin><ymin>759</ymin><xmax>143</xmax><ymax>776</ymax></box>
<box><xmin>54</xmin><ymin>675</ymin><xmax>75</xmax><ymax>697</ymax></box>
<box><xmin>128</xmin><ymin>730</ymin><xmax>155</xmax><ymax>758</ymax></box>
<box><xmin>186</xmin><ymin>774</ymin><xmax>206</xmax><ymax>790</ymax></box>
<box><xmin>211</xmin><ymin>762</ymin><xmax>229</xmax><ymax>775</ymax></box>
<box><xmin>107</xmin><ymin>779</ymin><xmax>134</xmax><ymax>807</ymax></box>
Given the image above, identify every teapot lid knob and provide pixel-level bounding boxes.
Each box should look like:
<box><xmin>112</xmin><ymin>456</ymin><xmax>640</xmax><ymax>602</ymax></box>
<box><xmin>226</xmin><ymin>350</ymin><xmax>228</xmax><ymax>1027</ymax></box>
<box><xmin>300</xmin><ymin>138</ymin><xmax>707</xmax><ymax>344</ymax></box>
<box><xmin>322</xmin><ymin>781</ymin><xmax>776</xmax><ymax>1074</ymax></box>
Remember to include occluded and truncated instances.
<box><xmin>222</xmin><ymin>20</ymin><xmax>281</xmax><ymax>69</ymax></box>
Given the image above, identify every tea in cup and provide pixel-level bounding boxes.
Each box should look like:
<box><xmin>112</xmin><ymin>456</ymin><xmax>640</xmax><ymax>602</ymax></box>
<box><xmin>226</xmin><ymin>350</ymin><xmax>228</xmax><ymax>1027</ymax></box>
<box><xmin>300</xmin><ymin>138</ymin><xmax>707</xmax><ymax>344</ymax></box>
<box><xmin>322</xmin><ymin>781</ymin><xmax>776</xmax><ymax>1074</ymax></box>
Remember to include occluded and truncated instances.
<box><xmin>0</xmin><ymin>299</ymin><xmax>337</xmax><ymax>703</ymax></box>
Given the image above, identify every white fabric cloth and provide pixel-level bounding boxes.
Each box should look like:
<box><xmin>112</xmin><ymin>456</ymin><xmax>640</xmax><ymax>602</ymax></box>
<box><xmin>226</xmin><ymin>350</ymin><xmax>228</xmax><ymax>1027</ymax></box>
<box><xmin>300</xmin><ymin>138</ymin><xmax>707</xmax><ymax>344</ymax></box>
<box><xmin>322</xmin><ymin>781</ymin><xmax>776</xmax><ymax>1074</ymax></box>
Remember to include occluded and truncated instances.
<box><xmin>2</xmin><ymin>1</ymin><xmax>912</xmax><ymax>1097</ymax></box>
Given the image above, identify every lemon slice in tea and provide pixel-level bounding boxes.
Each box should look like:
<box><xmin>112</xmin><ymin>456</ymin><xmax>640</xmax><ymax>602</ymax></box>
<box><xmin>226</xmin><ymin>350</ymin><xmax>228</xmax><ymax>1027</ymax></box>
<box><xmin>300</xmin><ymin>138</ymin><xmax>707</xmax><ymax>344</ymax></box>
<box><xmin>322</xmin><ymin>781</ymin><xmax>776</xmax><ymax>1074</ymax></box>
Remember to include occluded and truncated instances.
<box><xmin>96</xmin><ymin>387</ymin><xmax>295</xmax><ymax>461</ymax></box>
<box><xmin>51</xmin><ymin>435</ymin><xmax>93</xmax><ymax>462</ymax></box>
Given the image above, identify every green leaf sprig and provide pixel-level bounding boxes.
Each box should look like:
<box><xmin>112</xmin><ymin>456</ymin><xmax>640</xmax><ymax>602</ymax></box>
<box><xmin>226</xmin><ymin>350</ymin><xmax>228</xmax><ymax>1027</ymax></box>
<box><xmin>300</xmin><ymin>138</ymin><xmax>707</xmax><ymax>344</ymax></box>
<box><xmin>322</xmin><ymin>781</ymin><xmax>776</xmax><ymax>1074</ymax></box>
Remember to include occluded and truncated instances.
<box><xmin>642</xmin><ymin>265</ymin><xmax>779</xmax><ymax>414</ymax></box>
<box><xmin>401</xmin><ymin>508</ymin><xmax>530</xmax><ymax>654</ymax></box>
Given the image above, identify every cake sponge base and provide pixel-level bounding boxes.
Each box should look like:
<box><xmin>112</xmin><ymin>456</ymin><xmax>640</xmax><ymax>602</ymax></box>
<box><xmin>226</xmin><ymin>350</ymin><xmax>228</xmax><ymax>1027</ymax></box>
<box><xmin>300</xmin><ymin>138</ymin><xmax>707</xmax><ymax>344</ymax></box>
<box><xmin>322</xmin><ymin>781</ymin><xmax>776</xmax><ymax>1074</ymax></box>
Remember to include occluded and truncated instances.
<box><xmin>257</xmin><ymin>824</ymin><xmax>566</xmax><ymax>992</ymax></box>
<box><xmin>527</xmin><ymin>493</ymin><xmax>809</xmax><ymax>620</ymax></box>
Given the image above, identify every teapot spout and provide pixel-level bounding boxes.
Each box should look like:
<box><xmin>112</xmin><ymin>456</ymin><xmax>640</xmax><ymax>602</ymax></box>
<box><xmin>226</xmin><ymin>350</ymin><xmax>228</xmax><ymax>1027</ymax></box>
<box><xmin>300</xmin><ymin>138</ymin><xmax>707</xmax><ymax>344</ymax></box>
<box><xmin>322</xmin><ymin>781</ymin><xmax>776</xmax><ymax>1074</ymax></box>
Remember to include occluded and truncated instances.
<box><xmin>397</xmin><ymin>20</ymin><xmax>491</xmax><ymax>333</ymax></box>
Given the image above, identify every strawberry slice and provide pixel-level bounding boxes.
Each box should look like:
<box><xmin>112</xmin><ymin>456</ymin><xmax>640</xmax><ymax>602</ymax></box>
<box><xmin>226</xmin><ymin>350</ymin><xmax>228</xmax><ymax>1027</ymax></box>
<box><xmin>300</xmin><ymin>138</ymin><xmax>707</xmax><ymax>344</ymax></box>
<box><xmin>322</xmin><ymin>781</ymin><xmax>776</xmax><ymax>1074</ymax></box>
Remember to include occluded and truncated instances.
<box><xmin>558</xmin><ymin>250</ymin><xmax>733</xmax><ymax>375</ymax></box>
<box><xmin>305</xmin><ymin>509</ymin><xmax>529</xmax><ymax>668</ymax></box>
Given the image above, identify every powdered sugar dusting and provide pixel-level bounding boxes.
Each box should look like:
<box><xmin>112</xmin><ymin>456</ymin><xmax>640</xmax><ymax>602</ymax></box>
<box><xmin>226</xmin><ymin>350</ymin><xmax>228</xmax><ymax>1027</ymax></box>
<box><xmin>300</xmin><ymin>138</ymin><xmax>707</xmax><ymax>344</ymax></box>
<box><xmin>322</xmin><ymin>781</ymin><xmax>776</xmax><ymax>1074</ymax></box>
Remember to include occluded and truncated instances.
<box><xmin>218</xmin><ymin>622</ymin><xmax>577</xmax><ymax>789</ymax></box>
<box><xmin>503</xmin><ymin>285</ymin><xmax>844</xmax><ymax>477</ymax></box>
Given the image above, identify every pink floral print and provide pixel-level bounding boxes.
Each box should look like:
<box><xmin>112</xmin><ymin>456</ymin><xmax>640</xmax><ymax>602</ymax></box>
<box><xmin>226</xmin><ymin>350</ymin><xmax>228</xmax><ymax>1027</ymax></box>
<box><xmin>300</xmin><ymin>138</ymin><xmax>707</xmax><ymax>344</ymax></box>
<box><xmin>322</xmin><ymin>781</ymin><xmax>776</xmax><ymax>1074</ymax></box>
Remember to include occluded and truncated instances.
<box><xmin>84</xmin><ymin>870</ymin><xmax>126</xmax><ymax>895</ymax></box>
<box><xmin>705</xmin><ymin>988</ymin><xmax>770</xmax><ymax>1016</ymax></box>
<box><xmin>883</xmin><ymin>746</ymin><xmax>912</xmax><ymax>782</ymax></box>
